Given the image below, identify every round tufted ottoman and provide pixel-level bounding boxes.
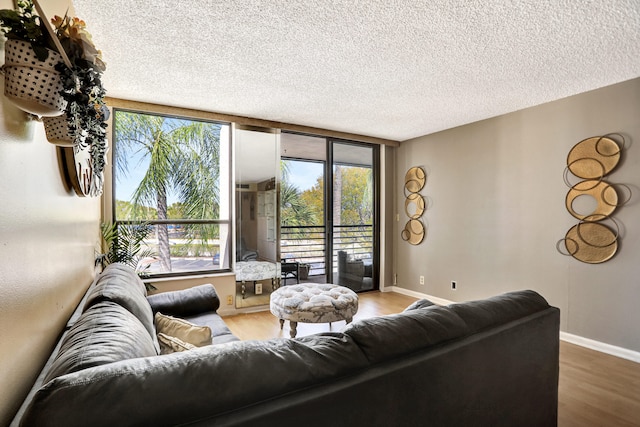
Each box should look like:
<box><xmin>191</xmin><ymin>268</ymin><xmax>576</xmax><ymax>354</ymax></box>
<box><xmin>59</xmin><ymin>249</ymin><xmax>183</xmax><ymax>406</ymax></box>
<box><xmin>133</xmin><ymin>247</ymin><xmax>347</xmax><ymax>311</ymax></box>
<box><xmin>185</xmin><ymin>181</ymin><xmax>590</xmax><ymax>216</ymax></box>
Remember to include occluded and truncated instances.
<box><xmin>270</xmin><ymin>283</ymin><xmax>359</xmax><ymax>338</ymax></box>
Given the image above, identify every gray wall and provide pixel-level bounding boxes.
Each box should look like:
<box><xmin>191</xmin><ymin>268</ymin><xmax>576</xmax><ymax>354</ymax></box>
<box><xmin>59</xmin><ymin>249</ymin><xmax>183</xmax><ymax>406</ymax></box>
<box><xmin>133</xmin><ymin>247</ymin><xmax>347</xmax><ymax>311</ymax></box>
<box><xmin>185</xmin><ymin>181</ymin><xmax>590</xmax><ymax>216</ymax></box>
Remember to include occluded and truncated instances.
<box><xmin>395</xmin><ymin>78</ymin><xmax>640</xmax><ymax>353</ymax></box>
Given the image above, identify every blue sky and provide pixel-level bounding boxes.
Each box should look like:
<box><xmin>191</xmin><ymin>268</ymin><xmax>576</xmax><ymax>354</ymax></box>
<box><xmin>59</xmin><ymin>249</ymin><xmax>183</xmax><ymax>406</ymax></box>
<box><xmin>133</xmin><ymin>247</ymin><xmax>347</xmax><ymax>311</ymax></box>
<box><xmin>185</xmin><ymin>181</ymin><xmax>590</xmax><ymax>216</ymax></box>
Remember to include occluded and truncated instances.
<box><xmin>116</xmin><ymin>142</ymin><xmax>325</xmax><ymax>210</ymax></box>
<box><xmin>285</xmin><ymin>160</ymin><xmax>323</xmax><ymax>191</ymax></box>
<box><xmin>115</xmin><ymin>149</ymin><xmax>151</xmax><ymax>203</ymax></box>
<box><xmin>117</xmin><ymin>157</ymin><xmax>324</xmax><ymax>209</ymax></box>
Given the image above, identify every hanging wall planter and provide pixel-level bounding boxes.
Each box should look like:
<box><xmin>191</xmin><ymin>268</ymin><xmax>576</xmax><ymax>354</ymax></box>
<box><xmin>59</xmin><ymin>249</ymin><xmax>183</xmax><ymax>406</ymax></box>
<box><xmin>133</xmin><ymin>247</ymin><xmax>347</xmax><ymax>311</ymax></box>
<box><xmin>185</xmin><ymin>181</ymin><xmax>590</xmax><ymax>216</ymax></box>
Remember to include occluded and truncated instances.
<box><xmin>1</xmin><ymin>0</ymin><xmax>108</xmax><ymax>197</ymax></box>
<box><xmin>2</xmin><ymin>38</ymin><xmax>66</xmax><ymax>117</ymax></box>
<box><xmin>43</xmin><ymin>113</ymin><xmax>73</xmax><ymax>146</ymax></box>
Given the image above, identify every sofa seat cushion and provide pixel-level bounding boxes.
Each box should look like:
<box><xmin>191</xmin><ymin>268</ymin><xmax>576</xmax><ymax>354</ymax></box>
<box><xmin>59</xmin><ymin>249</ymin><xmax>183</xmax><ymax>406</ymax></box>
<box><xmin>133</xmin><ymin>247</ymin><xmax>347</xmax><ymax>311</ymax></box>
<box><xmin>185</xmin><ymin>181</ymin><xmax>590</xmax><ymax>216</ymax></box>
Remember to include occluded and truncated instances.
<box><xmin>183</xmin><ymin>311</ymin><xmax>240</xmax><ymax>344</ymax></box>
<box><xmin>83</xmin><ymin>263</ymin><xmax>157</xmax><ymax>347</ymax></box>
<box><xmin>43</xmin><ymin>301</ymin><xmax>157</xmax><ymax>383</ymax></box>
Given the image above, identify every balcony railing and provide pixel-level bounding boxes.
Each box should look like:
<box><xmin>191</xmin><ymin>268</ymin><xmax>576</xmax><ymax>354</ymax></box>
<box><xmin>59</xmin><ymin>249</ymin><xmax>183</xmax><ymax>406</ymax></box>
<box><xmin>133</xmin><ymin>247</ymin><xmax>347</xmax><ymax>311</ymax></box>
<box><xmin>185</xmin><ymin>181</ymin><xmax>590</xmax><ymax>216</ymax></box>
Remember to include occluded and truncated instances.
<box><xmin>280</xmin><ymin>224</ymin><xmax>373</xmax><ymax>276</ymax></box>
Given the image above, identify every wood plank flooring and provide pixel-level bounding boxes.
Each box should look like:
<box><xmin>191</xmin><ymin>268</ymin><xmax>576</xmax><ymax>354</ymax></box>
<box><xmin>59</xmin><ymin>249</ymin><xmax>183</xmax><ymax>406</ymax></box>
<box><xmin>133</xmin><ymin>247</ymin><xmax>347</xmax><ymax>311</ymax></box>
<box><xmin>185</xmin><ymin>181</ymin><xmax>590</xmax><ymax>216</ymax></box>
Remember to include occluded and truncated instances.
<box><xmin>223</xmin><ymin>290</ymin><xmax>416</xmax><ymax>340</ymax></box>
<box><xmin>222</xmin><ymin>291</ymin><xmax>640</xmax><ymax>427</ymax></box>
<box><xmin>558</xmin><ymin>341</ymin><xmax>640</xmax><ymax>426</ymax></box>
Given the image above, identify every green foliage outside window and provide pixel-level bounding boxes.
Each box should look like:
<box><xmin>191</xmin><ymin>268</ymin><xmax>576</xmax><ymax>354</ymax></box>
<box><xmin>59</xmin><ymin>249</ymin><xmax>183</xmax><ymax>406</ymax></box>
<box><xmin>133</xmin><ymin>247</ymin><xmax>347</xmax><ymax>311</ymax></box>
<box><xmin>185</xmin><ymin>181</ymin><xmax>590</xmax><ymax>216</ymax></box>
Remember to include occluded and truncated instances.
<box><xmin>113</xmin><ymin>110</ymin><xmax>229</xmax><ymax>275</ymax></box>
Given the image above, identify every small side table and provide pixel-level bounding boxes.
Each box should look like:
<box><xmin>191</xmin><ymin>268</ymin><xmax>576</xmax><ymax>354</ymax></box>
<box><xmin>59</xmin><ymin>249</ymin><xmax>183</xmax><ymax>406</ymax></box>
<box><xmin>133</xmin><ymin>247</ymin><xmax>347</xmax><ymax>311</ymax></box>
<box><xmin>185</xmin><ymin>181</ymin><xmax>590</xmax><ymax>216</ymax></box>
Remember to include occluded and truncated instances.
<box><xmin>281</xmin><ymin>260</ymin><xmax>299</xmax><ymax>285</ymax></box>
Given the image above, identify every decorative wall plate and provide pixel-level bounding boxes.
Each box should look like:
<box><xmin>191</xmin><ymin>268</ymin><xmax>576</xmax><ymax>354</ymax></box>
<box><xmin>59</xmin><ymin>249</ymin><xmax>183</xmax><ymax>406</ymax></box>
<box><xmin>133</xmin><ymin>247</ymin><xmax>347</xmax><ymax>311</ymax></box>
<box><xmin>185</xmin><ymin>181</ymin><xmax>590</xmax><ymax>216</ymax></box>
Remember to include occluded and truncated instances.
<box><xmin>401</xmin><ymin>219</ymin><xmax>425</xmax><ymax>245</ymax></box>
<box><xmin>565</xmin><ymin>180</ymin><xmax>618</xmax><ymax>221</ymax></box>
<box><xmin>404</xmin><ymin>192</ymin><xmax>425</xmax><ymax>219</ymax></box>
<box><xmin>560</xmin><ymin>134</ymin><xmax>628</xmax><ymax>264</ymax></box>
<box><xmin>567</xmin><ymin>136</ymin><xmax>621</xmax><ymax>179</ymax></box>
<box><xmin>404</xmin><ymin>166</ymin><xmax>426</xmax><ymax>193</ymax></box>
<box><xmin>61</xmin><ymin>146</ymin><xmax>104</xmax><ymax>197</ymax></box>
<box><xmin>564</xmin><ymin>222</ymin><xmax>617</xmax><ymax>264</ymax></box>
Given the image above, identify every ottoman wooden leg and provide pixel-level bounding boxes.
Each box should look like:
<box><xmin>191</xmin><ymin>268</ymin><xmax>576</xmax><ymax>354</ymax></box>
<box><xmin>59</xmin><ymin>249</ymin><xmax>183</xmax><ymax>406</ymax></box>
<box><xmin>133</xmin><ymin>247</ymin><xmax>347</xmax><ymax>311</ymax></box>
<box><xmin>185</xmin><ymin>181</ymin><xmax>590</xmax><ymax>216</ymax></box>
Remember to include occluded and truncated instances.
<box><xmin>289</xmin><ymin>321</ymin><xmax>298</xmax><ymax>338</ymax></box>
<box><xmin>279</xmin><ymin>319</ymin><xmax>285</xmax><ymax>329</ymax></box>
<box><xmin>346</xmin><ymin>317</ymin><xmax>353</xmax><ymax>324</ymax></box>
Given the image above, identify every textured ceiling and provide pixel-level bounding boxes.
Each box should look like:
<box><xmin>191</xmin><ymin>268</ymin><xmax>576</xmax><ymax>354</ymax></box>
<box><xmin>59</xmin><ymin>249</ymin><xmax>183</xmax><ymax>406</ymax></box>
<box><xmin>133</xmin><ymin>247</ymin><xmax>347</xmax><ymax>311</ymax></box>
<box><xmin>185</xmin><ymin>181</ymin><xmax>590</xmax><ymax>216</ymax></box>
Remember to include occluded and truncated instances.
<box><xmin>73</xmin><ymin>0</ymin><xmax>640</xmax><ymax>142</ymax></box>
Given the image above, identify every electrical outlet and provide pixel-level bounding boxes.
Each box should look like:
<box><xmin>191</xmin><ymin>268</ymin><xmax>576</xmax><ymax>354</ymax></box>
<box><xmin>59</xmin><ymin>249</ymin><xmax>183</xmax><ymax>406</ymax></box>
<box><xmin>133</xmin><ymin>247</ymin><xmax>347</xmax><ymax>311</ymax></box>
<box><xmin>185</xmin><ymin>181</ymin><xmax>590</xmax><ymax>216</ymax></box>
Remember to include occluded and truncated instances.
<box><xmin>255</xmin><ymin>283</ymin><xmax>263</xmax><ymax>294</ymax></box>
<box><xmin>419</xmin><ymin>275</ymin><xmax>425</xmax><ymax>285</ymax></box>
<box><xmin>451</xmin><ymin>280</ymin><xmax>457</xmax><ymax>290</ymax></box>
<box><xmin>226</xmin><ymin>295</ymin><xmax>233</xmax><ymax>305</ymax></box>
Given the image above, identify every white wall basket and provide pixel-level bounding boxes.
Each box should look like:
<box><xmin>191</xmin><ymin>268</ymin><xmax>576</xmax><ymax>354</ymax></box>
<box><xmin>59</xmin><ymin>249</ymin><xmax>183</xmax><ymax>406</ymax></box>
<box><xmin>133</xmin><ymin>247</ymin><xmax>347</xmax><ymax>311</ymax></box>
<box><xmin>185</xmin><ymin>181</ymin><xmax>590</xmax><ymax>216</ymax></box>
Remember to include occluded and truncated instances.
<box><xmin>2</xmin><ymin>39</ymin><xmax>66</xmax><ymax>117</ymax></box>
<box><xmin>43</xmin><ymin>114</ymin><xmax>73</xmax><ymax>146</ymax></box>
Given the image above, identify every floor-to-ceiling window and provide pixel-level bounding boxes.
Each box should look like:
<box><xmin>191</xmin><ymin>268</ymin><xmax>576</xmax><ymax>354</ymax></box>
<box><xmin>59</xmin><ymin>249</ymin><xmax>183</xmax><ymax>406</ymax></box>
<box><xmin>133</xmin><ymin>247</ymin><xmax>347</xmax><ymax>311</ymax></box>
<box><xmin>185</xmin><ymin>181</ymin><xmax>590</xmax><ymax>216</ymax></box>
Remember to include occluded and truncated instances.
<box><xmin>280</xmin><ymin>134</ymin><xmax>326</xmax><ymax>282</ymax></box>
<box><xmin>280</xmin><ymin>133</ymin><xmax>378</xmax><ymax>292</ymax></box>
<box><xmin>111</xmin><ymin>109</ymin><xmax>232</xmax><ymax>277</ymax></box>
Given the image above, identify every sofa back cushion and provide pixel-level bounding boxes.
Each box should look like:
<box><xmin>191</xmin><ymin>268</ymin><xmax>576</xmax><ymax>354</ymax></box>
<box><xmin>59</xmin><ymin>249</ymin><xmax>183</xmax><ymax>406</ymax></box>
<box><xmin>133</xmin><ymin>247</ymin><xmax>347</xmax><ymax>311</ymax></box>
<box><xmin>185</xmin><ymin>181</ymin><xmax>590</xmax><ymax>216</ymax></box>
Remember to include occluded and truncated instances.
<box><xmin>447</xmin><ymin>290</ymin><xmax>551</xmax><ymax>334</ymax></box>
<box><xmin>83</xmin><ymin>263</ymin><xmax>157</xmax><ymax>346</ymax></box>
<box><xmin>25</xmin><ymin>333</ymin><xmax>369</xmax><ymax>427</ymax></box>
<box><xmin>343</xmin><ymin>305</ymin><xmax>470</xmax><ymax>364</ymax></box>
<box><xmin>344</xmin><ymin>290</ymin><xmax>552</xmax><ymax>365</ymax></box>
<box><xmin>43</xmin><ymin>301</ymin><xmax>157</xmax><ymax>383</ymax></box>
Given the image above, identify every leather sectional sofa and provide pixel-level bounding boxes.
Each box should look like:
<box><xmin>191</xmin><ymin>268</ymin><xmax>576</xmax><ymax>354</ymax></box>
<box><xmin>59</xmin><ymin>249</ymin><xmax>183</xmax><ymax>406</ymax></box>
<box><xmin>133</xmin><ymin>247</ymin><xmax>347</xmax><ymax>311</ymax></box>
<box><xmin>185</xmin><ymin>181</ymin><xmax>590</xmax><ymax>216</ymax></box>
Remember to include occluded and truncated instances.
<box><xmin>12</xmin><ymin>263</ymin><xmax>560</xmax><ymax>426</ymax></box>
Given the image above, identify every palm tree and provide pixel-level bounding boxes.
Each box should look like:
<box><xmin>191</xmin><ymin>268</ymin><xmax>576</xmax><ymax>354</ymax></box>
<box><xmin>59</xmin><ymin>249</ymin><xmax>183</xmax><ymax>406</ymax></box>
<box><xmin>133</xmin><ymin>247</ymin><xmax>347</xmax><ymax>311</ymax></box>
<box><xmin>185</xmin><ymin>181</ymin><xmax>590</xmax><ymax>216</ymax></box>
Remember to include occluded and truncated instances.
<box><xmin>97</xmin><ymin>222</ymin><xmax>156</xmax><ymax>277</ymax></box>
<box><xmin>281</xmin><ymin>181</ymin><xmax>317</xmax><ymax>226</ymax></box>
<box><xmin>280</xmin><ymin>160</ymin><xmax>318</xmax><ymax>233</ymax></box>
<box><xmin>114</xmin><ymin>112</ymin><xmax>222</xmax><ymax>272</ymax></box>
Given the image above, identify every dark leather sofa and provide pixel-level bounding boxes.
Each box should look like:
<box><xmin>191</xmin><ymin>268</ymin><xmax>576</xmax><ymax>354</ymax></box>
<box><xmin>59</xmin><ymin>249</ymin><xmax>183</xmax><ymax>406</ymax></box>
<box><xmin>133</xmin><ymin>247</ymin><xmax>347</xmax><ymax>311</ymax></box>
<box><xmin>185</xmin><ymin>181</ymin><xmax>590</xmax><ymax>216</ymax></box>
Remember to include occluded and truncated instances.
<box><xmin>12</xmin><ymin>263</ymin><xmax>560</xmax><ymax>427</ymax></box>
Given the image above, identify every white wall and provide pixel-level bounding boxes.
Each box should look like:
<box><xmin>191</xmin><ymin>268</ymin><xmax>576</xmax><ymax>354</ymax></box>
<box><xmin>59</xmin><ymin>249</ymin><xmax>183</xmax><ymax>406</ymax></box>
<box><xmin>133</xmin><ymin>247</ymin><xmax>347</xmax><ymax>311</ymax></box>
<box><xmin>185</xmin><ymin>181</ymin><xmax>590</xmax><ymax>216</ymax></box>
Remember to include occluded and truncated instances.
<box><xmin>395</xmin><ymin>78</ymin><xmax>640</xmax><ymax>353</ymax></box>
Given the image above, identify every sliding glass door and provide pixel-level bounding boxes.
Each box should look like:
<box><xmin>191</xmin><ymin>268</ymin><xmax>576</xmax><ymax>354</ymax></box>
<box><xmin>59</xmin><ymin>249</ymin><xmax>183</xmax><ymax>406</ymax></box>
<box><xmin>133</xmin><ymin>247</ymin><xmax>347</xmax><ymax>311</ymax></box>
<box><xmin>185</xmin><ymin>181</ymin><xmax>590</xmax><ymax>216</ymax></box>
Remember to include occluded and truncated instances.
<box><xmin>280</xmin><ymin>134</ymin><xmax>326</xmax><ymax>283</ymax></box>
<box><xmin>329</xmin><ymin>141</ymin><xmax>376</xmax><ymax>291</ymax></box>
<box><xmin>280</xmin><ymin>133</ymin><xmax>378</xmax><ymax>292</ymax></box>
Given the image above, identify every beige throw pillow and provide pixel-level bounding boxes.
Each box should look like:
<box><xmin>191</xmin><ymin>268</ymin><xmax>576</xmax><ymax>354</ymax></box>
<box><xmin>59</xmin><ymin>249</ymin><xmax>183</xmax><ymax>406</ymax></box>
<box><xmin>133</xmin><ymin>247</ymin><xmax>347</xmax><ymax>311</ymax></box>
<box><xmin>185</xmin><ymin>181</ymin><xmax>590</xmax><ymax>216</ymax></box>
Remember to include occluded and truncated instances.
<box><xmin>157</xmin><ymin>333</ymin><xmax>197</xmax><ymax>354</ymax></box>
<box><xmin>155</xmin><ymin>312</ymin><xmax>212</xmax><ymax>347</ymax></box>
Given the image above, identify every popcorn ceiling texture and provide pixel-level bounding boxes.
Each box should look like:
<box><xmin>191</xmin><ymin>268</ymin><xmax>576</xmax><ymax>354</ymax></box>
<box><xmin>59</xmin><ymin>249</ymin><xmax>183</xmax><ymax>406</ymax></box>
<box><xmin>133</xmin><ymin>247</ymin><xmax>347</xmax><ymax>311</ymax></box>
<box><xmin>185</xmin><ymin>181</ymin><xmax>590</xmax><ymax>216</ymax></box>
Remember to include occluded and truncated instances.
<box><xmin>73</xmin><ymin>0</ymin><xmax>640</xmax><ymax>141</ymax></box>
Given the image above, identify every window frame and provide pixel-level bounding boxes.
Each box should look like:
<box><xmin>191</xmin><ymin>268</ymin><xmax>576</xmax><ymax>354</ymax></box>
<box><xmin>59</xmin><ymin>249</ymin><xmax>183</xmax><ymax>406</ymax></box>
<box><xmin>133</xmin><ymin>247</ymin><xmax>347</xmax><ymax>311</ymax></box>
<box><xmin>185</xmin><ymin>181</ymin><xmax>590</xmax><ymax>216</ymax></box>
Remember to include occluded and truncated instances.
<box><xmin>110</xmin><ymin>107</ymin><xmax>233</xmax><ymax>278</ymax></box>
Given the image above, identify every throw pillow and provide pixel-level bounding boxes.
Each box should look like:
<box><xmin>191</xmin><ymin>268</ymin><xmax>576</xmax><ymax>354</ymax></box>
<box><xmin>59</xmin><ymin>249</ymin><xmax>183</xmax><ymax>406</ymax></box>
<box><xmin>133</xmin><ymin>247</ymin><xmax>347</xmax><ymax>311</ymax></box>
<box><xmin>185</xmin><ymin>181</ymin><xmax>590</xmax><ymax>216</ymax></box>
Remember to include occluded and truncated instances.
<box><xmin>155</xmin><ymin>312</ymin><xmax>212</xmax><ymax>347</ymax></box>
<box><xmin>157</xmin><ymin>333</ymin><xmax>197</xmax><ymax>354</ymax></box>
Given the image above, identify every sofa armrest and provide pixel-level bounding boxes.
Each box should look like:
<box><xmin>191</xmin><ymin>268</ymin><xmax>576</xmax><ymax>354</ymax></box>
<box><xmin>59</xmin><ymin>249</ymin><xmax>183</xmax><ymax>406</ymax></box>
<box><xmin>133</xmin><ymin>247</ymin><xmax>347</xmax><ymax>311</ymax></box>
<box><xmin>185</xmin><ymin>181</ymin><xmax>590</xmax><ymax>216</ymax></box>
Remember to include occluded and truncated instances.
<box><xmin>147</xmin><ymin>284</ymin><xmax>220</xmax><ymax>317</ymax></box>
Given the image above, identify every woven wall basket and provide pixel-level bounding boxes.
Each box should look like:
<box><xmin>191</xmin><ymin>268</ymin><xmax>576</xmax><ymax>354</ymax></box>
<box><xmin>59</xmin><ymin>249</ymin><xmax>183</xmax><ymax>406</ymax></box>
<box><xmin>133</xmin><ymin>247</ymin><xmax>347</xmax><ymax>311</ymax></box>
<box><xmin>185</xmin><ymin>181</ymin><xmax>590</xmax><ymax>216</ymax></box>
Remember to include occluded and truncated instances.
<box><xmin>43</xmin><ymin>114</ymin><xmax>73</xmax><ymax>146</ymax></box>
<box><xmin>3</xmin><ymin>39</ymin><xmax>66</xmax><ymax>117</ymax></box>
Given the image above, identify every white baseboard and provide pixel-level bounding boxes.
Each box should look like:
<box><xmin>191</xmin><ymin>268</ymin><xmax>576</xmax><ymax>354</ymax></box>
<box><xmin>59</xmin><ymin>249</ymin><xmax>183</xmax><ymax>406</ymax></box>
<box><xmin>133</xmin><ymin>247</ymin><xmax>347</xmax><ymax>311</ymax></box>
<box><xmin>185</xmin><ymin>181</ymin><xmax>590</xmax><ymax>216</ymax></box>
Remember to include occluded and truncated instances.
<box><xmin>560</xmin><ymin>332</ymin><xmax>640</xmax><ymax>363</ymax></box>
<box><xmin>388</xmin><ymin>287</ymin><xmax>640</xmax><ymax>364</ymax></box>
<box><xmin>386</xmin><ymin>285</ymin><xmax>453</xmax><ymax>306</ymax></box>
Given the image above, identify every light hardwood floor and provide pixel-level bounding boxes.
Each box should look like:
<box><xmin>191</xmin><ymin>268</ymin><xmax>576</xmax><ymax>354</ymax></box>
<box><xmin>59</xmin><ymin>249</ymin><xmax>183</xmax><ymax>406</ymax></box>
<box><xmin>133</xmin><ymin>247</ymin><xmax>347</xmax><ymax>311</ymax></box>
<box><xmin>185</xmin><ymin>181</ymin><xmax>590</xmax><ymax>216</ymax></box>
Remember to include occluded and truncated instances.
<box><xmin>222</xmin><ymin>291</ymin><xmax>640</xmax><ymax>427</ymax></box>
